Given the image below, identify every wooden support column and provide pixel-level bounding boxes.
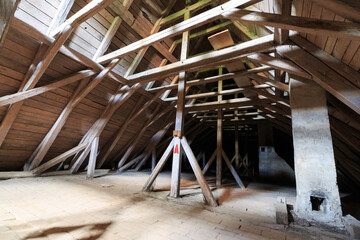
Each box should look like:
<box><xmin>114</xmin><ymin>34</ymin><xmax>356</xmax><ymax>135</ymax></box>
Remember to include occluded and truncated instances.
<box><xmin>0</xmin><ymin>0</ymin><xmax>20</xmax><ymax>50</ymax></box>
<box><xmin>235</xmin><ymin>124</ymin><xmax>240</xmax><ymax>172</ymax></box>
<box><xmin>87</xmin><ymin>137</ymin><xmax>99</xmax><ymax>179</ymax></box>
<box><xmin>216</xmin><ymin>67</ymin><xmax>223</xmax><ymax>187</ymax></box>
<box><xmin>170</xmin><ymin>8</ymin><xmax>190</xmax><ymax>198</ymax></box>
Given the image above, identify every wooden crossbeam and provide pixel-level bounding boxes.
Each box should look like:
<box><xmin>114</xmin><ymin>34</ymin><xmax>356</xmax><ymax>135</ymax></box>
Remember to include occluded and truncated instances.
<box><xmin>97</xmin><ymin>0</ymin><xmax>260</xmax><ymax>64</ymax></box>
<box><xmin>70</xmin><ymin>84</ymin><xmax>141</xmax><ymax>173</ymax></box>
<box><xmin>96</xmin><ymin>95</ymin><xmax>145</xmax><ymax>168</ymax></box>
<box><xmin>117</xmin><ymin>104</ymin><xmax>161</xmax><ymax>168</ymax></box>
<box><xmin>185</xmin><ymin>98</ymin><xmax>269</xmax><ymax>112</ymax></box>
<box><xmin>27</xmin><ymin>60</ymin><xmax>119</xmax><ymax>170</ymax></box>
<box><xmin>148</xmin><ymin>66</ymin><xmax>272</xmax><ymax>92</ymax></box>
<box><xmin>128</xmin><ymin>35</ymin><xmax>275</xmax><ymax>85</ymax></box>
<box><xmin>223</xmin><ymin>9</ymin><xmax>360</xmax><ymax>41</ymax></box>
<box><xmin>32</xmin><ymin>142</ymin><xmax>88</xmax><ymax>175</ymax></box>
<box><xmin>164</xmin><ymin>85</ymin><xmax>270</xmax><ymax>102</ymax></box>
<box><xmin>0</xmin><ymin>0</ymin><xmax>20</xmax><ymax>50</ymax></box>
<box><xmin>0</xmin><ymin>70</ymin><xmax>96</xmax><ymax>107</ymax></box>
<box><xmin>160</xmin><ymin>0</ymin><xmax>218</xmax><ymax>26</ymax></box>
<box><xmin>277</xmin><ymin>44</ymin><xmax>360</xmax><ymax>115</ymax></box>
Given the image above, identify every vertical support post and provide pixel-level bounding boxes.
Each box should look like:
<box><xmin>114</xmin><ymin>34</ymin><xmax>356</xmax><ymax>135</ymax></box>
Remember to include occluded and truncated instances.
<box><xmin>290</xmin><ymin>76</ymin><xmax>342</xmax><ymax>225</ymax></box>
<box><xmin>216</xmin><ymin>67</ymin><xmax>223</xmax><ymax>187</ymax></box>
<box><xmin>87</xmin><ymin>137</ymin><xmax>99</xmax><ymax>179</ymax></box>
<box><xmin>235</xmin><ymin>124</ymin><xmax>240</xmax><ymax>172</ymax></box>
<box><xmin>170</xmin><ymin>8</ymin><xmax>190</xmax><ymax>198</ymax></box>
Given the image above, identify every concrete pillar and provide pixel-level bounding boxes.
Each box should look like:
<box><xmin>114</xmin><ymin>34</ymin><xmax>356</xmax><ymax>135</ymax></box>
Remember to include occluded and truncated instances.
<box><xmin>290</xmin><ymin>77</ymin><xmax>342</xmax><ymax>226</ymax></box>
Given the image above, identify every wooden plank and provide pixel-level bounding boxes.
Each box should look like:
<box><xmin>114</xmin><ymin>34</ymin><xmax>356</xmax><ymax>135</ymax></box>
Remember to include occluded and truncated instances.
<box><xmin>87</xmin><ymin>137</ymin><xmax>99</xmax><ymax>179</ymax></box>
<box><xmin>224</xmin><ymin>9</ymin><xmax>360</xmax><ymax>41</ymax></box>
<box><xmin>128</xmin><ymin>34</ymin><xmax>275</xmax><ymax>85</ymax></box>
<box><xmin>181</xmin><ymin>137</ymin><xmax>218</xmax><ymax>207</ymax></box>
<box><xmin>143</xmin><ymin>138</ymin><xmax>175</xmax><ymax>191</ymax></box>
<box><xmin>0</xmin><ymin>70</ymin><xmax>96</xmax><ymax>107</ymax></box>
<box><xmin>148</xmin><ymin>66</ymin><xmax>273</xmax><ymax>92</ymax></box>
<box><xmin>290</xmin><ymin>34</ymin><xmax>360</xmax><ymax>88</ymax></box>
<box><xmin>208</xmin><ymin>29</ymin><xmax>235</xmax><ymax>50</ymax></box>
<box><xmin>170</xmin><ymin>9</ymin><xmax>190</xmax><ymax>198</ymax></box>
<box><xmin>163</xmin><ymin>85</ymin><xmax>270</xmax><ymax>102</ymax></box>
<box><xmin>97</xmin><ymin>0</ymin><xmax>260</xmax><ymax>64</ymax></box>
<box><xmin>32</xmin><ymin>142</ymin><xmax>88</xmax><ymax>175</ymax></box>
<box><xmin>0</xmin><ymin>0</ymin><xmax>20</xmax><ymax>50</ymax></box>
<box><xmin>50</xmin><ymin>0</ymin><xmax>116</xmax><ymax>37</ymax></box>
<box><xmin>309</xmin><ymin>0</ymin><xmax>360</xmax><ymax>23</ymax></box>
<box><xmin>247</xmin><ymin>53</ymin><xmax>311</xmax><ymax>79</ymax></box>
<box><xmin>70</xmin><ymin>83</ymin><xmax>141</xmax><ymax>173</ymax></box>
<box><xmin>47</xmin><ymin>0</ymin><xmax>75</xmax><ymax>34</ymax></box>
<box><xmin>277</xmin><ymin>44</ymin><xmax>360</xmax><ymax>114</ymax></box>
<box><xmin>117</xmin><ymin>104</ymin><xmax>161</xmax><ymax>168</ymax></box>
<box><xmin>27</xmin><ymin>59</ymin><xmax>119</xmax><ymax>170</ymax></box>
<box><xmin>222</xmin><ymin>149</ymin><xmax>245</xmax><ymax>189</ymax></box>
<box><xmin>96</xmin><ymin>95</ymin><xmax>145</xmax><ymax>168</ymax></box>
<box><xmin>185</xmin><ymin>98</ymin><xmax>267</xmax><ymax>112</ymax></box>
<box><xmin>93</xmin><ymin>16</ymin><xmax>122</xmax><ymax>60</ymax></box>
<box><xmin>202</xmin><ymin>149</ymin><xmax>217</xmax><ymax>174</ymax></box>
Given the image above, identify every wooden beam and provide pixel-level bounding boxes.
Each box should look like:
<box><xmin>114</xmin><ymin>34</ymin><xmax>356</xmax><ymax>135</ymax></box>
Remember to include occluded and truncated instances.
<box><xmin>143</xmin><ymin>139</ymin><xmax>175</xmax><ymax>191</ymax></box>
<box><xmin>164</xmin><ymin>85</ymin><xmax>270</xmax><ymax>102</ymax></box>
<box><xmin>117</xmin><ymin>104</ymin><xmax>161</xmax><ymax>168</ymax></box>
<box><xmin>32</xmin><ymin>142</ymin><xmax>88</xmax><ymax>175</ymax></box>
<box><xmin>222</xmin><ymin>149</ymin><xmax>245</xmax><ymax>189</ymax></box>
<box><xmin>87</xmin><ymin>137</ymin><xmax>99</xmax><ymax>179</ymax></box>
<box><xmin>11</xmin><ymin>17</ymin><xmax>128</xmax><ymax>85</ymax></box>
<box><xmin>181</xmin><ymin>137</ymin><xmax>218</xmax><ymax>206</ymax></box>
<box><xmin>247</xmin><ymin>73</ymin><xmax>289</xmax><ymax>92</ymax></box>
<box><xmin>160</xmin><ymin>0</ymin><xmax>218</xmax><ymax>26</ymax></box>
<box><xmin>96</xmin><ymin>95</ymin><xmax>145</xmax><ymax>168</ymax></box>
<box><xmin>0</xmin><ymin>70</ymin><xmax>96</xmax><ymax>107</ymax></box>
<box><xmin>93</xmin><ymin>16</ymin><xmax>122</xmax><ymax>60</ymax></box>
<box><xmin>27</xmin><ymin>60</ymin><xmax>119</xmax><ymax>170</ymax></box>
<box><xmin>170</xmin><ymin>9</ymin><xmax>190</xmax><ymax>198</ymax></box>
<box><xmin>70</xmin><ymin>84</ymin><xmax>141</xmax><ymax>173</ymax></box>
<box><xmin>246</xmin><ymin>53</ymin><xmax>311</xmax><ymax>79</ymax></box>
<box><xmin>290</xmin><ymin>34</ymin><xmax>360</xmax><ymax>88</ymax></box>
<box><xmin>97</xmin><ymin>0</ymin><xmax>261</xmax><ymax>64</ymax></box>
<box><xmin>128</xmin><ymin>34</ymin><xmax>275</xmax><ymax>85</ymax></box>
<box><xmin>50</xmin><ymin>0</ymin><xmax>116</xmax><ymax>37</ymax></box>
<box><xmin>185</xmin><ymin>98</ymin><xmax>268</xmax><ymax>112</ymax></box>
<box><xmin>47</xmin><ymin>0</ymin><xmax>75</xmax><ymax>35</ymax></box>
<box><xmin>277</xmin><ymin>44</ymin><xmax>360</xmax><ymax>115</ymax></box>
<box><xmin>0</xmin><ymin>0</ymin><xmax>20</xmax><ymax>50</ymax></box>
<box><xmin>223</xmin><ymin>10</ymin><xmax>360</xmax><ymax>41</ymax></box>
<box><xmin>148</xmin><ymin>66</ymin><xmax>272</xmax><ymax>92</ymax></box>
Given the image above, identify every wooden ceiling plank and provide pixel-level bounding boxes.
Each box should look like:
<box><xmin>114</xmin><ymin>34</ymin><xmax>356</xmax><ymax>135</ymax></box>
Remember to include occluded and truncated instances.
<box><xmin>309</xmin><ymin>0</ymin><xmax>360</xmax><ymax>23</ymax></box>
<box><xmin>0</xmin><ymin>0</ymin><xmax>20</xmax><ymax>50</ymax></box>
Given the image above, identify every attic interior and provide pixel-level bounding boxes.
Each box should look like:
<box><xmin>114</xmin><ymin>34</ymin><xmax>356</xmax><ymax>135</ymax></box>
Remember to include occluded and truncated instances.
<box><xmin>0</xmin><ymin>0</ymin><xmax>360</xmax><ymax>239</ymax></box>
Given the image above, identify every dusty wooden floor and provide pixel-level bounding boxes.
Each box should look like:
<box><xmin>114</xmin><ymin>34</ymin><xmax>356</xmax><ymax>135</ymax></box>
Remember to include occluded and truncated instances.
<box><xmin>0</xmin><ymin>171</ymin><xmax>350</xmax><ymax>240</ymax></box>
